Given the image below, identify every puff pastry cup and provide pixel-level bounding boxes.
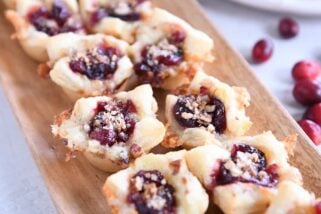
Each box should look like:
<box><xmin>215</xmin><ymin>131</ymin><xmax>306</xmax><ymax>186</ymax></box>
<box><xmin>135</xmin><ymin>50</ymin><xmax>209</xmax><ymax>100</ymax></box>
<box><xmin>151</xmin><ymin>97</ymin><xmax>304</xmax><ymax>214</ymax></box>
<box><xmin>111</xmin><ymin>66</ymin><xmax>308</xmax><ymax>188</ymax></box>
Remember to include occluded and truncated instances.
<box><xmin>266</xmin><ymin>181</ymin><xmax>321</xmax><ymax>214</ymax></box>
<box><xmin>129</xmin><ymin>8</ymin><xmax>214</xmax><ymax>90</ymax></box>
<box><xmin>52</xmin><ymin>84</ymin><xmax>165</xmax><ymax>172</ymax></box>
<box><xmin>103</xmin><ymin>150</ymin><xmax>209</xmax><ymax>214</ymax></box>
<box><xmin>185</xmin><ymin>132</ymin><xmax>302</xmax><ymax>214</ymax></box>
<box><xmin>5</xmin><ymin>0</ymin><xmax>86</xmax><ymax>62</ymax></box>
<box><xmin>163</xmin><ymin>71</ymin><xmax>251</xmax><ymax>148</ymax></box>
<box><xmin>79</xmin><ymin>0</ymin><xmax>153</xmax><ymax>43</ymax></box>
<box><xmin>46</xmin><ymin>33</ymin><xmax>133</xmax><ymax>97</ymax></box>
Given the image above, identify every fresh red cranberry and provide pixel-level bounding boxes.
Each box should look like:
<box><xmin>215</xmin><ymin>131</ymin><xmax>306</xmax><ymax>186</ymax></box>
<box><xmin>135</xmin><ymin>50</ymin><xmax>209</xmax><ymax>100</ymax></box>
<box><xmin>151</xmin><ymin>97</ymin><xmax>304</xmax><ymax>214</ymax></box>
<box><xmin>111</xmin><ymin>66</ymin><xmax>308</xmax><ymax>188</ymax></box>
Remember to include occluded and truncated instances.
<box><xmin>304</xmin><ymin>103</ymin><xmax>321</xmax><ymax>126</ymax></box>
<box><xmin>278</xmin><ymin>17</ymin><xmax>299</xmax><ymax>39</ymax></box>
<box><xmin>89</xmin><ymin>100</ymin><xmax>137</xmax><ymax>147</ymax></box>
<box><xmin>128</xmin><ymin>170</ymin><xmax>176</xmax><ymax>214</ymax></box>
<box><xmin>293</xmin><ymin>80</ymin><xmax>321</xmax><ymax>105</ymax></box>
<box><xmin>315</xmin><ymin>201</ymin><xmax>321</xmax><ymax>214</ymax></box>
<box><xmin>298</xmin><ymin>119</ymin><xmax>321</xmax><ymax>145</ymax></box>
<box><xmin>214</xmin><ymin>144</ymin><xmax>279</xmax><ymax>187</ymax></box>
<box><xmin>292</xmin><ymin>60</ymin><xmax>321</xmax><ymax>81</ymax></box>
<box><xmin>173</xmin><ymin>93</ymin><xmax>226</xmax><ymax>134</ymax></box>
<box><xmin>252</xmin><ymin>38</ymin><xmax>273</xmax><ymax>63</ymax></box>
<box><xmin>69</xmin><ymin>46</ymin><xmax>121</xmax><ymax>80</ymax></box>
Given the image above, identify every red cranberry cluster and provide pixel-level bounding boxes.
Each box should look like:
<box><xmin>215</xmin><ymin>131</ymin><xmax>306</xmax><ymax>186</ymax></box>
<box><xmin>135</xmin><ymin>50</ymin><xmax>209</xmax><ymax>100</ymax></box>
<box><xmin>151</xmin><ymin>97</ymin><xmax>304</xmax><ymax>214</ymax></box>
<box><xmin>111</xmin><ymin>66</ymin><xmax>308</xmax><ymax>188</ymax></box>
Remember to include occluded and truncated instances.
<box><xmin>291</xmin><ymin>60</ymin><xmax>321</xmax><ymax>145</ymax></box>
<box><xmin>213</xmin><ymin>144</ymin><xmax>279</xmax><ymax>188</ymax></box>
<box><xmin>134</xmin><ymin>31</ymin><xmax>186</xmax><ymax>87</ymax></box>
<box><xmin>252</xmin><ymin>17</ymin><xmax>298</xmax><ymax>63</ymax></box>
<box><xmin>27</xmin><ymin>0</ymin><xmax>85</xmax><ymax>36</ymax></box>
<box><xmin>88</xmin><ymin>99</ymin><xmax>137</xmax><ymax>147</ymax></box>
<box><xmin>128</xmin><ymin>170</ymin><xmax>176</xmax><ymax>214</ymax></box>
<box><xmin>172</xmin><ymin>87</ymin><xmax>226</xmax><ymax>134</ymax></box>
<box><xmin>249</xmin><ymin>17</ymin><xmax>321</xmax><ymax>145</ymax></box>
<box><xmin>69</xmin><ymin>45</ymin><xmax>121</xmax><ymax>80</ymax></box>
<box><xmin>90</xmin><ymin>0</ymin><xmax>147</xmax><ymax>24</ymax></box>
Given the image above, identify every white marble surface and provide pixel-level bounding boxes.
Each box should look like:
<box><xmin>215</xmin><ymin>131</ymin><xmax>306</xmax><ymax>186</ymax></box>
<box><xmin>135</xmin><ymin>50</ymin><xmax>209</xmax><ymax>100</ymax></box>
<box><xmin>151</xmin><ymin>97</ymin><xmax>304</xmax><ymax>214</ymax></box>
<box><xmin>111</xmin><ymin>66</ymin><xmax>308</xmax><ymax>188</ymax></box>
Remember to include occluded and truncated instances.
<box><xmin>0</xmin><ymin>0</ymin><xmax>321</xmax><ymax>213</ymax></box>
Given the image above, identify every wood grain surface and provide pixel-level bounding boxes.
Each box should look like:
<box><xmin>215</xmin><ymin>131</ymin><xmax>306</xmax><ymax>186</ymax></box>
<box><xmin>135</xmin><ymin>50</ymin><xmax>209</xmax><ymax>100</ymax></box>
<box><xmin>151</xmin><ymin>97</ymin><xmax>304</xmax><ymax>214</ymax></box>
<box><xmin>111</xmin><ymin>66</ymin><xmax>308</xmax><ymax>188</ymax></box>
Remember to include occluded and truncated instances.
<box><xmin>0</xmin><ymin>0</ymin><xmax>320</xmax><ymax>213</ymax></box>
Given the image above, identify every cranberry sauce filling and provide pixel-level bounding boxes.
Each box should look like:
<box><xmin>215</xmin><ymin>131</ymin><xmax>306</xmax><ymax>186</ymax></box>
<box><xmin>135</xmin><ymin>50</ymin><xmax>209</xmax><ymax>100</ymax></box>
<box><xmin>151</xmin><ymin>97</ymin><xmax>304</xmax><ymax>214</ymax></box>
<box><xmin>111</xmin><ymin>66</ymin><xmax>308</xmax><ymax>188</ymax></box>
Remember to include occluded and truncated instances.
<box><xmin>90</xmin><ymin>0</ymin><xmax>146</xmax><ymax>24</ymax></box>
<box><xmin>213</xmin><ymin>144</ymin><xmax>279</xmax><ymax>187</ymax></box>
<box><xmin>134</xmin><ymin>31</ymin><xmax>186</xmax><ymax>87</ymax></box>
<box><xmin>88</xmin><ymin>99</ymin><xmax>137</xmax><ymax>147</ymax></box>
<box><xmin>172</xmin><ymin>87</ymin><xmax>226</xmax><ymax>134</ymax></box>
<box><xmin>128</xmin><ymin>170</ymin><xmax>176</xmax><ymax>214</ymax></box>
<box><xmin>27</xmin><ymin>0</ymin><xmax>85</xmax><ymax>36</ymax></box>
<box><xmin>69</xmin><ymin>45</ymin><xmax>121</xmax><ymax>80</ymax></box>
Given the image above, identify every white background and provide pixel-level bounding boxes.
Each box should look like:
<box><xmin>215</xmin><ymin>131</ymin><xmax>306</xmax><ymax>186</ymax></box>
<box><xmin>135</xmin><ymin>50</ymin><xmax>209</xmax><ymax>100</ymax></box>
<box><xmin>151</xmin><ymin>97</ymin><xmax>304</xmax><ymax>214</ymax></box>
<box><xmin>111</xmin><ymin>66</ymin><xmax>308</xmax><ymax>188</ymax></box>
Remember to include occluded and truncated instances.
<box><xmin>1</xmin><ymin>0</ymin><xmax>321</xmax><ymax>213</ymax></box>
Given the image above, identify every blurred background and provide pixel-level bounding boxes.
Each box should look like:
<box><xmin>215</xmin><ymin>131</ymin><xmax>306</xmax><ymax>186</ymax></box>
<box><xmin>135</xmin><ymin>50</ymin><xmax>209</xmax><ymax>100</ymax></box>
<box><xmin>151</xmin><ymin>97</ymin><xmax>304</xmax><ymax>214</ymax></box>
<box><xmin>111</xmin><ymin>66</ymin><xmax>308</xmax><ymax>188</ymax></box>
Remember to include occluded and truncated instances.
<box><xmin>1</xmin><ymin>0</ymin><xmax>321</xmax><ymax>213</ymax></box>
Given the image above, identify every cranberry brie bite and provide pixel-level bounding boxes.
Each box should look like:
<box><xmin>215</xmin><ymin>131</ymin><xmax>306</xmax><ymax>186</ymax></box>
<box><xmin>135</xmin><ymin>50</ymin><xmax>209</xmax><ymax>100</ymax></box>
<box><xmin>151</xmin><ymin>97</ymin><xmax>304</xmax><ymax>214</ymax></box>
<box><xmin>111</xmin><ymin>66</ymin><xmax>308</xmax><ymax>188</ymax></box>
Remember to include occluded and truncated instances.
<box><xmin>5</xmin><ymin>0</ymin><xmax>86</xmax><ymax>61</ymax></box>
<box><xmin>79</xmin><ymin>0</ymin><xmax>152</xmax><ymax>43</ymax></box>
<box><xmin>185</xmin><ymin>132</ymin><xmax>302</xmax><ymax>214</ymax></box>
<box><xmin>103</xmin><ymin>151</ymin><xmax>209</xmax><ymax>214</ymax></box>
<box><xmin>164</xmin><ymin>71</ymin><xmax>251</xmax><ymax>148</ymax></box>
<box><xmin>266</xmin><ymin>181</ymin><xmax>320</xmax><ymax>214</ymax></box>
<box><xmin>129</xmin><ymin>8</ymin><xmax>214</xmax><ymax>90</ymax></box>
<box><xmin>46</xmin><ymin>33</ymin><xmax>133</xmax><ymax>97</ymax></box>
<box><xmin>52</xmin><ymin>84</ymin><xmax>165</xmax><ymax>172</ymax></box>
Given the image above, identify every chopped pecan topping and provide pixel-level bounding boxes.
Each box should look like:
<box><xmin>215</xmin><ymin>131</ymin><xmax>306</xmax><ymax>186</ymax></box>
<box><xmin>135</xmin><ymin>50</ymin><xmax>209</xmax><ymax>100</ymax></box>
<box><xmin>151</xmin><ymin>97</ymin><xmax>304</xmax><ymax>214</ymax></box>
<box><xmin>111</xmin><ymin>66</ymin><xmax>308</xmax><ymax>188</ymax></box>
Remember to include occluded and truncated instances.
<box><xmin>173</xmin><ymin>88</ymin><xmax>226</xmax><ymax>134</ymax></box>
<box><xmin>88</xmin><ymin>99</ymin><xmax>137</xmax><ymax>147</ymax></box>
<box><xmin>69</xmin><ymin>45</ymin><xmax>121</xmax><ymax>80</ymax></box>
<box><xmin>134</xmin><ymin>31</ymin><xmax>186</xmax><ymax>87</ymax></box>
<box><xmin>128</xmin><ymin>170</ymin><xmax>176</xmax><ymax>214</ymax></box>
<box><xmin>213</xmin><ymin>144</ymin><xmax>279</xmax><ymax>187</ymax></box>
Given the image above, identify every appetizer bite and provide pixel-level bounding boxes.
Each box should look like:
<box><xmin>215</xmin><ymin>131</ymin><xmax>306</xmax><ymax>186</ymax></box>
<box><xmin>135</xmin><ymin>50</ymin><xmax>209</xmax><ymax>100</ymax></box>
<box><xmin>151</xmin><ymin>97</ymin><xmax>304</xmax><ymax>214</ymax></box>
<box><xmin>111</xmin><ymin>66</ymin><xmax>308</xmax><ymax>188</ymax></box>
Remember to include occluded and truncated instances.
<box><xmin>164</xmin><ymin>71</ymin><xmax>251</xmax><ymax>148</ymax></box>
<box><xmin>185</xmin><ymin>132</ymin><xmax>302</xmax><ymax>214</ymax></box>
<box><xmin>79</xmin><ymin>0</ymin><xmax>152</xmax><ymax>43</ymax></box>
<box><xmin>52</xmin><ymin>84</ymin><xmax>165</xmax><ymax>172</ymax></box>
<box><xmin>130</xmin><ymin>8</ymin><xmax>214</xmax><ymax>90</ymax></box>
<box><xmin>5</xmin><ymin>0</ymin><xmax>86</xmax><ymax>61</ymax></box>
<box><xmin>103</xmin><ymin>150</ymin><xmax>209</xmax><ymax>214</ymax></box>
<box><xmin>46</xmin><ymin>33</ymin><xmax>133</xmax><ymax>97</ymax></box>
<box><xmin>266</xmin><ymin>181</ymin><xmax>320</xmax><ymax>214</ymax></box>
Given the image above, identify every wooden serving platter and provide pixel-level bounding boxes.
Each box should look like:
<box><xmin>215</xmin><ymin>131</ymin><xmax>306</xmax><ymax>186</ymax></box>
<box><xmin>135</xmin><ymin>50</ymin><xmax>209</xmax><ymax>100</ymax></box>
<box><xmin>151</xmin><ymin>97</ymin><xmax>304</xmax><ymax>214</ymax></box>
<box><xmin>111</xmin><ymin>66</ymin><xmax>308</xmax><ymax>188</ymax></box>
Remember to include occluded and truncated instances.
<box><xmin>0</xmin><ymin>0</ymin><xmax>321</xmax><ymax>213</ymax></box>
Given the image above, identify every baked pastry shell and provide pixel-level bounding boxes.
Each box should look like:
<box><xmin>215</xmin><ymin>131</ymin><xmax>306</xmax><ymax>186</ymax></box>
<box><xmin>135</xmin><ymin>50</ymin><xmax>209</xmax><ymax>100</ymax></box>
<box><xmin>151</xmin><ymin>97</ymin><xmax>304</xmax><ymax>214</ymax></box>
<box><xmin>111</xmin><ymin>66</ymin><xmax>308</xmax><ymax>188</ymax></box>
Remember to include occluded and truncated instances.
<box><xmin>52</xmin><ymin>84</ymin><xmax>165</xmax><ymax>172</ymax></box>
<box><xmin>163</xmin><ymin>71</ymin><xmax>251</xmax><ymax>148</ymax></box>
<box><xmin>103</xmin><ymin>150</ymin><xmax>209</xmax><ymax>214</ymax></box>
